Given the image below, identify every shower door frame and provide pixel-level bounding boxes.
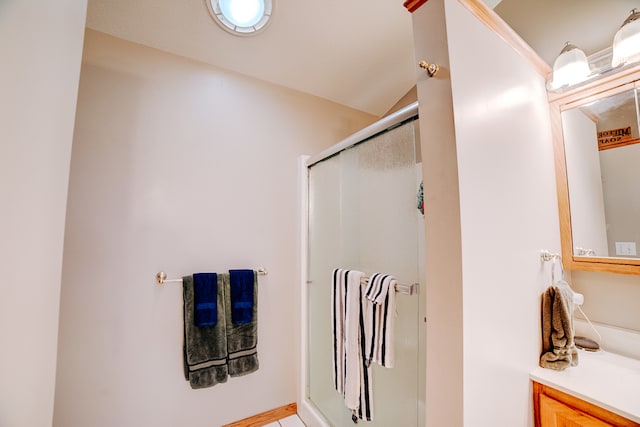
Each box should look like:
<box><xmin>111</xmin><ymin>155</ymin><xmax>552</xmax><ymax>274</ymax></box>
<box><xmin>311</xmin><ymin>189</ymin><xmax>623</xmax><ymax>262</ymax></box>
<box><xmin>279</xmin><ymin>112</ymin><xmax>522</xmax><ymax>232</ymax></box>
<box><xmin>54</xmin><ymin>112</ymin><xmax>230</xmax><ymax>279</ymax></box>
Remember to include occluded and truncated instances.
<box><xmin>297</xmin><ymin>102</ymin><xmax>421</xmax><ymax>427</ymax></box>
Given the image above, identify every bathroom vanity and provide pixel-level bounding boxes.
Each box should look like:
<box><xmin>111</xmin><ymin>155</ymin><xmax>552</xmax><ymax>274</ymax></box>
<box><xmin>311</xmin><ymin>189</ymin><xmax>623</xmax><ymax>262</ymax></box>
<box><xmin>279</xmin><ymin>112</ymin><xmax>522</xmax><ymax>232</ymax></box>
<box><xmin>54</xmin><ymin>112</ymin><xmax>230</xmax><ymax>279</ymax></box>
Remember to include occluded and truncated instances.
<box><xmin>531</xmin><ymin>350</ymin><xmax>640</xmax><ymax>426</ymax></box>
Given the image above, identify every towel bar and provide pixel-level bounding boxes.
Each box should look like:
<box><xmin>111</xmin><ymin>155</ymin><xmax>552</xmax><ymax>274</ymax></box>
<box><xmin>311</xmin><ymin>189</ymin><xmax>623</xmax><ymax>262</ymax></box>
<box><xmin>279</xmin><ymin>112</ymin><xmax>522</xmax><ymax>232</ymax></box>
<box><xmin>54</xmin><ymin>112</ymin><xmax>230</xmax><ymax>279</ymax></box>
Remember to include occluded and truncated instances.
<box><xmin>156</xmin><ymin>268</ymin><xmax>268</xmax><ymax>285</ymax></box>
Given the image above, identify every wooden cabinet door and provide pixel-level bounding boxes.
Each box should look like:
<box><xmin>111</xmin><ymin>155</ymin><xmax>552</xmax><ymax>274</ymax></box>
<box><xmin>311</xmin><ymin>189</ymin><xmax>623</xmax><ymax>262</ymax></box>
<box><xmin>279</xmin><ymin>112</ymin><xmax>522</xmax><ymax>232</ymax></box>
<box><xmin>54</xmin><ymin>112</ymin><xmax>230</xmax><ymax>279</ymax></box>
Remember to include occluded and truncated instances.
<box><xmin>540</xmin><ymin>394</ymin><xmax>613</xmax><ymax>427</ymax></box>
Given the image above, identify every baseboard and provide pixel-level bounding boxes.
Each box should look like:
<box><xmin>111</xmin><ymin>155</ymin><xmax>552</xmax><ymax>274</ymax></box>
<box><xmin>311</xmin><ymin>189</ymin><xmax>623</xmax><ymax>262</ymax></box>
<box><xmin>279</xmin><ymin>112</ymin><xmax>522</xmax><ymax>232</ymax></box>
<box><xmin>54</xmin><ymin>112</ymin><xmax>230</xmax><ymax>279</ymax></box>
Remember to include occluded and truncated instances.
<box><xmin>222</xmin><ymin>403</ymin><xmax>297</xmax><ymax>427</ymax></box>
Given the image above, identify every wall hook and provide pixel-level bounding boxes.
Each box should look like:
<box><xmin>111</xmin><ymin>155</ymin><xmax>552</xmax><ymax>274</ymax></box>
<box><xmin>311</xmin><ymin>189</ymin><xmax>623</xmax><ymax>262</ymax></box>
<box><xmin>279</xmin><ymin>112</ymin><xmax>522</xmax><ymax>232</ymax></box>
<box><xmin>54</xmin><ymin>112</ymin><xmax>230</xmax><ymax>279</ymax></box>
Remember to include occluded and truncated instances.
<box><xmin>418</xmin><ymin>60</ymin><xmax>439</xmax><ymax>77</ymax></box>
<box><xmin>540</xmin><ymin>249</ymin><xmax>560</xmax><ymax>263</ymax></box>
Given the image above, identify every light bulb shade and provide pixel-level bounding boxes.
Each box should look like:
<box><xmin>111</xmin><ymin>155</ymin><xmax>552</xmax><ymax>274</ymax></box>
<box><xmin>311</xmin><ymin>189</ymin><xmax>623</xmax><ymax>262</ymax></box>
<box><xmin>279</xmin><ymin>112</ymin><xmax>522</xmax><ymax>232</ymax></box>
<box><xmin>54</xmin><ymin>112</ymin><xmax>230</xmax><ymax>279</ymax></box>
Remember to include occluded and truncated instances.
<box><xmin>550</xmin><ymin>43</ymin><xmax>591</xmax><ymax>89</ymax></box>
<box><xmin>612</xmin><ymin>9</ymin><xmax>640</xmax><ymax>67</ymax></box>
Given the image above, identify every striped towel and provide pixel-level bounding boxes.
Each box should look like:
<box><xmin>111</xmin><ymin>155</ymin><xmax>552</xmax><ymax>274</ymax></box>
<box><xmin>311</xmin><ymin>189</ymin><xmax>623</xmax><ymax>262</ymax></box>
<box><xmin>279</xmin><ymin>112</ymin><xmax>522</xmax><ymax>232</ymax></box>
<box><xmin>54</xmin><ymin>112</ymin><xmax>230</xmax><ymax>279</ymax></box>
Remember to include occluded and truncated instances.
<box><xmin>364</xmin><ymin>273</ymin><xmax>397</xmax><ymax>368</ymax></box>
<box><xmin>331</xmin><ymin>268</ymin><xmax>373</xmax><ymax>421</ymax></box>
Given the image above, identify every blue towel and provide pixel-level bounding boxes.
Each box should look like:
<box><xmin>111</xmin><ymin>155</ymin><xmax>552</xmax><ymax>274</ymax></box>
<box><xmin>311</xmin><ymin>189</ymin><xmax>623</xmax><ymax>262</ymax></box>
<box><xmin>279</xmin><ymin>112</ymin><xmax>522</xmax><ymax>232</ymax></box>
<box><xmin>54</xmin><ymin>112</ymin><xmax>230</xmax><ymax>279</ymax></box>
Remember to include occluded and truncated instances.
<box><xmin>229</xmin><ymin>269</ymin><xmax>255</xmax><ymax>324</ymax></box>
<box><xmin>193</xmin><ymin>273</ymin><xmax>218</xmax><ymax>327</ymax></box>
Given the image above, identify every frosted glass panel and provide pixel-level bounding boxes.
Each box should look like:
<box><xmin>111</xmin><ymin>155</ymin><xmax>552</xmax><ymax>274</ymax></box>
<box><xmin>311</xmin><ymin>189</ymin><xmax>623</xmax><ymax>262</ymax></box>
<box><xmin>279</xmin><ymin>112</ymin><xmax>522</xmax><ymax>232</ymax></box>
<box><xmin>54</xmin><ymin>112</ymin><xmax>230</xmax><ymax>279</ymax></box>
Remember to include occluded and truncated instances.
<box><xmin>307</xmin><ymin>120</ymin><xmax>423</xmax><ymax>426</ymax></box>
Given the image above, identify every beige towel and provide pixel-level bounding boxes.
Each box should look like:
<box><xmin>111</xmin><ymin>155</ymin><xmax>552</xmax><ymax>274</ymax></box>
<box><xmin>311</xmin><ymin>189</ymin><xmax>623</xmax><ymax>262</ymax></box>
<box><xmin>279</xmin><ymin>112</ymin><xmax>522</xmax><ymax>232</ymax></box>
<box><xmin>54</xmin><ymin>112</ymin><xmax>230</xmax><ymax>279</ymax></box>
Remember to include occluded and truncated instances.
<box><xmin>364</xmin><ymin>273</ymin><xmax>396</xmax><ymax>368</ymax></box>
<box><xmin>331</xmin><ymin>268</ymin><xmax>373</xmax><ymax>421</ymax></box>
<box><xmin>540</xmin><ymin>285</ymin><xmax>578</xmax><ymax>370</ymax></box>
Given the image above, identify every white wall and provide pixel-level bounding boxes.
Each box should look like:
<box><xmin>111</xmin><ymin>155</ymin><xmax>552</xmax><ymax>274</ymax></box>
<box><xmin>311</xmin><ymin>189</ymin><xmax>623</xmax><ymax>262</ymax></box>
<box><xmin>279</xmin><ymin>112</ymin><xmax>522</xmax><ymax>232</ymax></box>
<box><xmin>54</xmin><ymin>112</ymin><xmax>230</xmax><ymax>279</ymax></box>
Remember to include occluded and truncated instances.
<box><xmin>445</xmin><ymin>0</ymin><xmax>560</xmax><ymax>427</ymax></box>
<box><xmin>53</xmin><ymin>30</ymin><xmax>375</xmax><ymax>427</ymax></box>
<box><xmin>572</xmin><ymin>271</ymin><xmax>640</xmax><ymax>332</ymax></box>
<box><xmin>412</xmin><ymin>2</ymin><xmax>465</xmax><ymax>425</ymax></box>
<box><xmin>413</xmin><ymin>1</ymin><xmax>561</xmax><ymax>425</ymax></box>
<box><xmin>446</xmin><ymin>1</ymin><xmax>560</xmax><ymax>425</ymax></box>
<box><xmin>0</xmin><ymin>1</ymin><xmax>87</xmax><ymax>426</ymax></box>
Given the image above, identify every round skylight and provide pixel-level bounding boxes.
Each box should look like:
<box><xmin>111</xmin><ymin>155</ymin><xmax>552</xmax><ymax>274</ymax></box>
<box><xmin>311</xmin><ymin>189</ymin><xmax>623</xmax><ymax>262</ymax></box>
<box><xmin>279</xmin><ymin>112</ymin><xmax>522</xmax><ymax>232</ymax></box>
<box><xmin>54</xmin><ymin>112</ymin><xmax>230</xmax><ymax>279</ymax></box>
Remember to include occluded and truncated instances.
<box><xmin>208</xmin><ymin>0</ymin><xmax>273</xmax><ymax>36</ymax></box>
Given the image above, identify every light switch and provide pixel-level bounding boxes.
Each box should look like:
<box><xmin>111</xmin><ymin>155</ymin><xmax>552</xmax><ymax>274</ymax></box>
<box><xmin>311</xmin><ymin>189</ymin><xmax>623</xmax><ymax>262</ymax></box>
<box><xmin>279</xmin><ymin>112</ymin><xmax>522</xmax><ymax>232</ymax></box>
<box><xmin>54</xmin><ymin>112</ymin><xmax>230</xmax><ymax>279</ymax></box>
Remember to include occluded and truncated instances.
<box><xmin>615</xmin><ymin>241</ymin><xmax>637</xmax><ymax>256</ymax></box>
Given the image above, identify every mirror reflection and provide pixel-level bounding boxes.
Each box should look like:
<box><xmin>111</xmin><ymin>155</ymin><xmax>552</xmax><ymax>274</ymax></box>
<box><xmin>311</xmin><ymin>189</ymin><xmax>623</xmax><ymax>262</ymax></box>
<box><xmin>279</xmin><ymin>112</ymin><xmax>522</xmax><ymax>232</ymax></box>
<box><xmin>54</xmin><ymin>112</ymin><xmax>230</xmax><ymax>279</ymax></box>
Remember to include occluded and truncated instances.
<box><xmin>562</xmin><ymin>84</ymin><xmax>640</xmax><ymax>258</ymax></box>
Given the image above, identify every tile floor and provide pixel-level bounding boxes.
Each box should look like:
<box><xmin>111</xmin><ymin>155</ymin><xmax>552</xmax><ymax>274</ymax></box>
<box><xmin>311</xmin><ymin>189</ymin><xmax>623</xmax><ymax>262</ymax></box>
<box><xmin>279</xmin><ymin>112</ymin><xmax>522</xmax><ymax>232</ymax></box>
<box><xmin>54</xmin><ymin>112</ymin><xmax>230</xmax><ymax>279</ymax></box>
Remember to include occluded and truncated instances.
<box><xmin>264</xmin><ymin>414</ymin><xmax>306</xmax><ymax>427</ymax></box>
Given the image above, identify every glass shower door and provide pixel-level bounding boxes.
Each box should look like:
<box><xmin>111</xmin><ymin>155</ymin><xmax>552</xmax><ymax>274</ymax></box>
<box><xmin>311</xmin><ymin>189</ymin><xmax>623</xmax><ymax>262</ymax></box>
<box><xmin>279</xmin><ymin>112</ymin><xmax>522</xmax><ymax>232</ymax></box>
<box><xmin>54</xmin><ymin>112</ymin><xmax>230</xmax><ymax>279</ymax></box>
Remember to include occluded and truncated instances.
<box><xmin>306</xmin><ymin>120</ymin><xmax>424</xmax><ymax>427</ymax></box>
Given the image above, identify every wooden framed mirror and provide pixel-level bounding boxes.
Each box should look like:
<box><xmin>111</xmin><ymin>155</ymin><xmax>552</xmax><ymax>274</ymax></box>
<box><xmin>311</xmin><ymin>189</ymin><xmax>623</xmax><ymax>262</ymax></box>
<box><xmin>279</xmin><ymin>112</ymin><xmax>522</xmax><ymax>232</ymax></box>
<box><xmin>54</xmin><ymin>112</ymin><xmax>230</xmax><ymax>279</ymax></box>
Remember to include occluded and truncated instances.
<box><xmin>550</xmin><ymin>64</ymin><xmax>640</xmax><ymax>274</ymax></box>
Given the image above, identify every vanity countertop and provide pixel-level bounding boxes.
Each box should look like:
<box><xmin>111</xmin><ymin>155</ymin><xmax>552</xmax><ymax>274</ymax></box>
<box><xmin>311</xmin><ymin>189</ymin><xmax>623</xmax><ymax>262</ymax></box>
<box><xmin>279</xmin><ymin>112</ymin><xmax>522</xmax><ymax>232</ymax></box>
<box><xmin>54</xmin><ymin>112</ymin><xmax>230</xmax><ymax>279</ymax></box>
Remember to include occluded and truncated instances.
<box><xmin>530</xmin><ymin>349</ymin><xmax>640</xmax><ymax>423</ymax></box>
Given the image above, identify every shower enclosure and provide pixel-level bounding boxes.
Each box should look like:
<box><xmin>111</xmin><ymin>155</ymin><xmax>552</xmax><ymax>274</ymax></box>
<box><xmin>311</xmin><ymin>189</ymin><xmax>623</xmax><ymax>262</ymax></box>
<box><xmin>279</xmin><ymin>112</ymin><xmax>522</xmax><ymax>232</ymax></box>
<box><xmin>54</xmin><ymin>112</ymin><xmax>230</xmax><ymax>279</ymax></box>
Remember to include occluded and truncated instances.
<box><xmin>299</xmin><ymin>104</ymin><xmax>425</xmax><ymax>427</ymax></box>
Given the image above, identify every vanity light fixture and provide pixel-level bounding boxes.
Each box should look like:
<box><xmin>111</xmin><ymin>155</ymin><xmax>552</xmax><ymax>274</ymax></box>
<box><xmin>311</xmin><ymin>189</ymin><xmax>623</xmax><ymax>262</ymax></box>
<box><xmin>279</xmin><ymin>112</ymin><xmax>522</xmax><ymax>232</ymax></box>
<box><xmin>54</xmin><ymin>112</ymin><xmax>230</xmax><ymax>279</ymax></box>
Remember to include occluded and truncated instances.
<box><xmin>207</xmin><ymin>0</ymin><xmax>273</xmax><ymax>36</ymax></box>
<box><xmin>549</xmin><ymin>9</ymin><xmax>640</xmax><ymax>92</ymax></box>
<box><xmin>611</xmin><ymin>8</ymin><xmax>640</xmax><ymax>68</ymax></box>
<box><xmin>548</xmin><ymin>42</ymin><xmax>591</xmax><ymax>90</ymax></box>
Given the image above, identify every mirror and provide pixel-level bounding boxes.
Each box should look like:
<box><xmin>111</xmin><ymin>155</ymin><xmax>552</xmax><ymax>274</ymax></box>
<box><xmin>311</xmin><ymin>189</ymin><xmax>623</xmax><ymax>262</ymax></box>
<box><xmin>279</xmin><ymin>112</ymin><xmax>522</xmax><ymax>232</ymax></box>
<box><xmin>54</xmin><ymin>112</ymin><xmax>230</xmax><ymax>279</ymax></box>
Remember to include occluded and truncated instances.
<box><xmin>551</xmin><ymin>69</ymin><xmax>640</xmax><ymax>274</ymax></box>
<box><xmin>563</xmin><ymin>85</ymin><xmax>640</xmax><ymax>258</ymax></box>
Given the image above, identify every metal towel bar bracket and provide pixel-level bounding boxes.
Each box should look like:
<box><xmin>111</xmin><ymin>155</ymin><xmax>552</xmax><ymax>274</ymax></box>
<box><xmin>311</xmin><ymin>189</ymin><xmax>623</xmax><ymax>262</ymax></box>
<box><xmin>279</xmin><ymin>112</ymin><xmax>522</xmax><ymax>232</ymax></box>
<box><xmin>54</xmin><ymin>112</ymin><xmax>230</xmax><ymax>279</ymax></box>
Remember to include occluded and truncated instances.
<box><xmin>358</xmin><ymin>276</ymin><xmax>419</xmax><ymax>296</ymax></box>
<box><xmin>395</xmin><ymin>282</ymin><xmax>419</xmax><ymax>296</ymax></box>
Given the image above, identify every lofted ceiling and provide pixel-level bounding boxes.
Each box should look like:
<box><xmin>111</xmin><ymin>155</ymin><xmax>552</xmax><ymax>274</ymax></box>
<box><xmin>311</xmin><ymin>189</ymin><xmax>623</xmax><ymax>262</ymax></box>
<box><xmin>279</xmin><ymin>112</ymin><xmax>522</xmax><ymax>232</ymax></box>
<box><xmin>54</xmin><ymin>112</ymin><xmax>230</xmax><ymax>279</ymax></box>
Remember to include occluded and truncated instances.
<box><xmin>85</xmin><ymin>0</ymin><xmax>418</xmax><ymax>117</ymax></box>
<box><xmin>85</xmin><ymin>0</ymin><xmax>640</xmax><ymax>117</ymax></box>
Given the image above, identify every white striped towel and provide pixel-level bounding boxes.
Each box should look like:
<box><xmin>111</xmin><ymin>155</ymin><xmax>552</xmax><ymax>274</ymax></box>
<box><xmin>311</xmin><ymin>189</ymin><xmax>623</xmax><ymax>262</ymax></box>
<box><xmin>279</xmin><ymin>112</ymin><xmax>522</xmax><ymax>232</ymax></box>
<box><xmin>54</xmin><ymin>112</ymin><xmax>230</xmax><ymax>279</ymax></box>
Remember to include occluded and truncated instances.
<box><xmin>331</xmin><ymin>268</ymin><xmax>373</xmax><ymax>421</ymax></box>
<box><xmin>364</xmin><ymin>273</ymin><xmax>397</xmax><ymax>368</ymax></box>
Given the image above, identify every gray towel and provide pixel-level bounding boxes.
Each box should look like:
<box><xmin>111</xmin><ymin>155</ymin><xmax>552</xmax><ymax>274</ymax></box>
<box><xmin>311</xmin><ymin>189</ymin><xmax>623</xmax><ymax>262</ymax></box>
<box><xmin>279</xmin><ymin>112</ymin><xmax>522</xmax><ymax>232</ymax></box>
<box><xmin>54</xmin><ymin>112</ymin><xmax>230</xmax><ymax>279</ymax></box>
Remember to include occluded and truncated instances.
<box><xmin>539</xmin><ymin>285</ymin><xmax>579</xmax><ymax>370</ymax></box>
<box><xmin>221</xmin><ymin>272</ymin><xmax>259</xmax><ymax>377</ymax></box>
<box><xmin>183</xmin><ymin>275</ymin><xmax>229</xmax><ymax>388</ymax></box>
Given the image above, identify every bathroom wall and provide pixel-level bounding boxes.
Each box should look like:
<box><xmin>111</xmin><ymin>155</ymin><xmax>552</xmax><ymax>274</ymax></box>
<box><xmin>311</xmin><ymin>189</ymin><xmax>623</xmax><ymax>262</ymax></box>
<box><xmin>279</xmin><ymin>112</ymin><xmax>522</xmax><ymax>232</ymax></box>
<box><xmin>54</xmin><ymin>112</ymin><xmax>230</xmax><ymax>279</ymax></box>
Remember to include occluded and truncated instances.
<box><xmin>385</xmin><ymin>86</ymin><xmax>418</xmax><ymax>115</ymax></box>
<box><xmin>414</xmin><ymin>0</ymin><xmax>561</xmax><ymax>425</ymax></box>
<box><xmin>53</xmin><ymin>30</ymin><xmax>376</xmax><ymax>427</ymax></box>
<box><xmin>0</xmin><ymin>1</ymin><xmax>87</xmax><ymax>426</ymax></box>
<box><xmin>573</xmin><ymin>271</ymin><xmax>640</xmax><ymax>332</ymax></box>
<box><xmin>447</xmin><ymin>2</ymin><xmax>560</xmax><ymax>424</ymax></box>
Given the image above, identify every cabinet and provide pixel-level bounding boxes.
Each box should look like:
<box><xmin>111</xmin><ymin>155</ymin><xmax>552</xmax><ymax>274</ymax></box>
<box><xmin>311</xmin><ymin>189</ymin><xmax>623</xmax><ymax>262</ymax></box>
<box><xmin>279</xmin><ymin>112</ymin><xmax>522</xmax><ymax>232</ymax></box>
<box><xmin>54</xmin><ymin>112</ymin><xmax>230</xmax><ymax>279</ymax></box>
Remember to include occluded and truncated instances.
<box><xmin>533</xmin><ymin>382</ymin><xmax>640</xmax><ymax>427</ymax></box>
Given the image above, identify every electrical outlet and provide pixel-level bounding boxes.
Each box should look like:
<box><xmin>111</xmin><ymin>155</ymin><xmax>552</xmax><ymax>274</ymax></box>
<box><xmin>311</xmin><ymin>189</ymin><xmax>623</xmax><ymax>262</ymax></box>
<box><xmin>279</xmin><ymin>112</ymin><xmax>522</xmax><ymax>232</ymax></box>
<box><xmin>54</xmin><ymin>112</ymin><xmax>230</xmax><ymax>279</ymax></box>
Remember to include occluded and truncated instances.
<box><xmin>615</xmin><ymin>241</ymin><xmax>637</xmax><ymax>256</ymax></box>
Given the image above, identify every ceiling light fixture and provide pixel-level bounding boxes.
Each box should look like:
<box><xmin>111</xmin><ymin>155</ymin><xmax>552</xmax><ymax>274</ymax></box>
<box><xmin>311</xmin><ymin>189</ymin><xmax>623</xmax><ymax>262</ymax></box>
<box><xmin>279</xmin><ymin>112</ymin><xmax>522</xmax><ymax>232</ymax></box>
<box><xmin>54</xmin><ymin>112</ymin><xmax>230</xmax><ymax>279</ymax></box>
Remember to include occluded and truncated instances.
<box><xmin>611</xmin><ymin>8</ymin><xmax>640</xmax><ymax>68</ymax></box>
<box><xmin>207</xmin><ymin>0</ymin><xmax>273</xmax><ymax>36</ymax></box>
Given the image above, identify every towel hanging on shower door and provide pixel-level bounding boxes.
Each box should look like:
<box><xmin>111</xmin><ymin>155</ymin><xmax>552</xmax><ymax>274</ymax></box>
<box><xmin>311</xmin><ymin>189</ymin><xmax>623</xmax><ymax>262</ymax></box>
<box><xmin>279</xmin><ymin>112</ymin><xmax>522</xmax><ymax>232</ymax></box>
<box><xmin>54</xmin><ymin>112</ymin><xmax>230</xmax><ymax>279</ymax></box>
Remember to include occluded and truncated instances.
<box><xmin>331</xmin><ymin>268</ymin><xmax>374</xmax><ymax>422</ymax></box>
<box><xmin>364</xmin><ymin>272</ymin><xmax>397</xmax><ymax>369</ymax></box>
